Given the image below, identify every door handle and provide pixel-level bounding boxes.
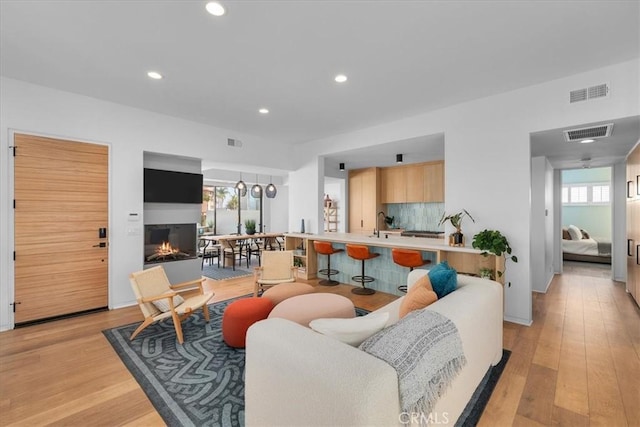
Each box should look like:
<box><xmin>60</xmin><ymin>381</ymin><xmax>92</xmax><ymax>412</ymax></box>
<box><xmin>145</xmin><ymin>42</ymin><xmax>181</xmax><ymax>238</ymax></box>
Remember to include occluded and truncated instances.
<box><xmin>93</xmin><ymin>242</ymin><xmax>107</xmax><ymax>248</ymax></box>
<box><xmin>628</xmin><ymin>239</ymin><xmax>633</xmax><ymax>257</ymax></box>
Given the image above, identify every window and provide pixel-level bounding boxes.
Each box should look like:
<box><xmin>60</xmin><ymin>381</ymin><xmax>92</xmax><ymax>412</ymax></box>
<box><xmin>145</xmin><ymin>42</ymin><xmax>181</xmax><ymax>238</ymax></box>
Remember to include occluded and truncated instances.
<box><xmin>562</xmin><ymin>183</ymin><xmax>610</xmax><ymax>205</ymax></box>
<box><xmin>592</xmin><ymin>185</ymin><xmax>610</xmax><ymax>203</ymax></box>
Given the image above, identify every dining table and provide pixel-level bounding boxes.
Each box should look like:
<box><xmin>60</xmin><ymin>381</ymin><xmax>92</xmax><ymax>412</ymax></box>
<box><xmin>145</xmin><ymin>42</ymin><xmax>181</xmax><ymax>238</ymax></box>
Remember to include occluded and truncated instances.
<box><xmin>200</xmin><ymin>232</ymin><xmax>285</xmax><ymax>270</ymax></box>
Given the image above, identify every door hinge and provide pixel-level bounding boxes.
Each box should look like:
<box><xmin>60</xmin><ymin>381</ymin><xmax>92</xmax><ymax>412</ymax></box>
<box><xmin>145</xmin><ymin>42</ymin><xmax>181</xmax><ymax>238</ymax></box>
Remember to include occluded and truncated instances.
<box><xmin>13</xmin><ymin>199</ymin><xmax>16</xmax><ymax>209</ymax></box>
<box><xmin>10</xmin><ymin>146</ymin><xmax>16</xmax><ymax>156</ymax></box>
<box><xmin>10</xmin><ymin>302</ymin><xmax>21</xmax><ymax>313</ymax></box>
<box><xmin>13</xmin><ymin>251</ymin><xmax>16</xmax><ymax>261</ymax></box>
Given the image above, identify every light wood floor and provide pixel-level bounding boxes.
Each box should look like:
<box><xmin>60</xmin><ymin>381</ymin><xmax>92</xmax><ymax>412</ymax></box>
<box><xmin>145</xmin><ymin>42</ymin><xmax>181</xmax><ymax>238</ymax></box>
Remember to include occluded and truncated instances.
<box><xmin>0</xmin><ymin>265</ymin><xmax>638</xmax><ymax>426</ymax></box>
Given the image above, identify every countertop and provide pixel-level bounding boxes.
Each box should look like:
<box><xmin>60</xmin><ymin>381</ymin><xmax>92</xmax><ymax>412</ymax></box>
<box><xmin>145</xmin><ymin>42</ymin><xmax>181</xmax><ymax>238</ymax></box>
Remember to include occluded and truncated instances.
<box><xmin>284</xmin><ymin>232</ymin><xmax>484</xmax><ymax>254</ymax></box>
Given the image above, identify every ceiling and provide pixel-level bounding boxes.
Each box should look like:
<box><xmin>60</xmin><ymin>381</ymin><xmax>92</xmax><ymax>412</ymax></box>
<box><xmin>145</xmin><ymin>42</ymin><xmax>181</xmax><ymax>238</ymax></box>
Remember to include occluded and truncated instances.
<box><xmin>531</xmin><ymin>116</ymin><xmax>640</xmax><ymax>169</ymax></box>
<box><xmin>1</xmin><ymin>0</ymin><xmax>639</xmax><ymax>150</ymax></box>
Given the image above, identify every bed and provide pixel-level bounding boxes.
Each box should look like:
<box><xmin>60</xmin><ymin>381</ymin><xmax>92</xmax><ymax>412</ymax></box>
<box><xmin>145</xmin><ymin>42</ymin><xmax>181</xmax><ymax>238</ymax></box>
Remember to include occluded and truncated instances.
<box><xmin>562</xmin><ymin>226</ymin><xmax>611</xmax><ymax>264</ymax></box>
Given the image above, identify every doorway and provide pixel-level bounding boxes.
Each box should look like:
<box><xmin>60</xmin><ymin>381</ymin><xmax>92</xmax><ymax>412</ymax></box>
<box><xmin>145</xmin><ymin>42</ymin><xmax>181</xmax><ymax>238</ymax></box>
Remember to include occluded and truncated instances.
<box><xmin>13</xmin><ymin>133</ymin><xmax>109</xmax><ymax>325</ymax></box>
<box><xmin>560</xmin><ymin>167</ymin><xmax>612</xmax><ymax>277</ymax></box>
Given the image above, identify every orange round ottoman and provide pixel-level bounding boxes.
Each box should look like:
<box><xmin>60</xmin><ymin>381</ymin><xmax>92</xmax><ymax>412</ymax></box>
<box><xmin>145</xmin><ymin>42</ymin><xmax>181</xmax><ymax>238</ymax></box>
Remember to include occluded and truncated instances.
<box><xmin>222</xmin><ymin>297</ymin><xmax>274</xmax><ymax>348</ymax></box>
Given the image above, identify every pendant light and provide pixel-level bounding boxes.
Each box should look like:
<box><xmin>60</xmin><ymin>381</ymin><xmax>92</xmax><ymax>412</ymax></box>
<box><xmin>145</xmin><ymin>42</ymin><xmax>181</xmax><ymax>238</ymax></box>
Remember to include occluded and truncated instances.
<box><xmin>235</xmin><ymin>173</ymin><xmax>247</xmax><ymax>196</ymax></box>
<box><xmin>250</xmin><ymin>174</ymin><xmax>263</xmax><ymax>198</ymax></box>
<box><xmin>265</xmin><ymin>175</ymin><xmax>277</xmax><ymax>198</ymax></box>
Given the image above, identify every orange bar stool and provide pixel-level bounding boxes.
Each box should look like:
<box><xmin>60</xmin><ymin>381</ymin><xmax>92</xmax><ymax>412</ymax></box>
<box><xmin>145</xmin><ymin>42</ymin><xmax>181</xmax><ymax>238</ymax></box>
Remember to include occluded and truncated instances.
<box><xmin>313</xmin><ymin>241</ymin><xmax>344</xmax><ymax>286</ymax></box>
<box><xmin>346</xmin><ymin>244</ymin><xmax>380</xmax><ymax>295</ymax></box>
<box><xmin>392</xmin><ymin>248</ymin><xmax>431</xmax><ymax>293</ymax></box>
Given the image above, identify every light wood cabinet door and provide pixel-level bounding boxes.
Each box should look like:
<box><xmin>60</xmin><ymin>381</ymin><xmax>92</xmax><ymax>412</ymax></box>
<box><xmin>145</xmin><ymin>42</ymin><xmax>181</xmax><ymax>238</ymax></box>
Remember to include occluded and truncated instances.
<box><xmin>424</xmin><ymin>161</ymin><xmax>444</xmax><ymax>202</ymax></box>
<box><xmin>406</xmin><ymin>164</ymin><xmax>425</xmax><ymax>203</ymax></box>
<box><xmin>348</xmin><ymin>168</ymin><xmax>380</xmax><ymax>233</ymax></box>
<box><xmin>381</xmin><ymin>166</ymin><xmax>406</xmax><ymax>203</ymax></box>
<box><xmin>349</xmin><ymin>171</ymin><xmax>364</xmax><ymax>232</ymax></box>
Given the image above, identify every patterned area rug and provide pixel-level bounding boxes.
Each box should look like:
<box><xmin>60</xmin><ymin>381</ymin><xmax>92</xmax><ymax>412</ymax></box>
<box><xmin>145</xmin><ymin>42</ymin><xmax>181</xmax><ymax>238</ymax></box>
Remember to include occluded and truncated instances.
<box><xmin>201</xmin><ymin>263</ymin><xmax>253</xmax><ymax>280</ymax></box>
<box><xmin>103</xmin><ymin>299</ymin><xmax>507</xmax><ymax>427</ymax></box>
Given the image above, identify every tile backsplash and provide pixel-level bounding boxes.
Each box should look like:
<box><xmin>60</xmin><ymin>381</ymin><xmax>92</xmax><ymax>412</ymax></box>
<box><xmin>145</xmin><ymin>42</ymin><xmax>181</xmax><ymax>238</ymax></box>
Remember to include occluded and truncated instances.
<box><xmin>385</xmin><ymin>202</ymin><xmax>445</xmax><ymax>231</ymax></box>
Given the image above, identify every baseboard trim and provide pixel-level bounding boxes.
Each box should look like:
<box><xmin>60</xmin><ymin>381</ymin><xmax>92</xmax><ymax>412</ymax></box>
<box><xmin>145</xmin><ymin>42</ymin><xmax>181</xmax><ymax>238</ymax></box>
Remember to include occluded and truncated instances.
<box><xmin>504</xmin><ymin>315</ymin><xmax>533</xmax><ymax>326</ymax></box>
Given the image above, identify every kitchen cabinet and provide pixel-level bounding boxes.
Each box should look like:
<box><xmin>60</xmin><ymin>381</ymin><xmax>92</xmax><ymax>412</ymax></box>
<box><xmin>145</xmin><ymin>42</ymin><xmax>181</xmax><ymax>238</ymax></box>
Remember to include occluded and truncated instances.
<box><xmin>627</xmin><ymin>143</ymin><xmax>640</xmax><ymax>306</ymax></box>
<box><xmin>424</xmin><ymin>161</ymin><xmax>444</xmax><ymax>202</ymax></box>
<box><xmin>348</xmin><ymin>167</ymin><xmax>380</xmax><ymax>233</ymax></box>
<box><xmin>378</xmin><ymin>160</ymin><xmax>444</xmax><ymax>204</ymax></box>
<box><xmin>380</xmin><ymin>166</ymin><xmax>406</xmax><ymax>203</ymax></box>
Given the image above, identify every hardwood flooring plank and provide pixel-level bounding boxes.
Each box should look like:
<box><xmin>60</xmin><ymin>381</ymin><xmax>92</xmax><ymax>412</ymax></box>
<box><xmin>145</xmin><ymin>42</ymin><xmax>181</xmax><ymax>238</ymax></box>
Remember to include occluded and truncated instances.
<box><xmin>551</xmin><ymin>405</ymin><xmax>589</xmax><ymax>427</ymax></box>
<box><xmin>516</xmin><ymin>363</ymin><xmax>558</xmax><ymax>425</ymax></box>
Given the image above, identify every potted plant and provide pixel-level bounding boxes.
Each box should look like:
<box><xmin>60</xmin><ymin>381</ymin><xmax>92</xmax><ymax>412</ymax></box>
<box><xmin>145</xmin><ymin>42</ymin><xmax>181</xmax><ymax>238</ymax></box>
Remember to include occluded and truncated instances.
<box><xmin>472</xmin><ymin>229</ymin><xmax>518</xmax><ymax>285</ymax></box>
<box><xmin>244</xmin><ymin>219</ymin><xmax>256</xmax><ymax>235</ymax></box>
<box><xmin>438</xmin><ymin>209</ymin><xmax>475</xmax><ymax>246</ymax></box>
<box><xmin>384</xmin><ymin>215</ymin><xmax>395</xmax><ymax>228</ymax></box>
<box><xmin>478</xmin><ymin>268</ymin><xmax>494</xmax><ymax>280</ymax></box>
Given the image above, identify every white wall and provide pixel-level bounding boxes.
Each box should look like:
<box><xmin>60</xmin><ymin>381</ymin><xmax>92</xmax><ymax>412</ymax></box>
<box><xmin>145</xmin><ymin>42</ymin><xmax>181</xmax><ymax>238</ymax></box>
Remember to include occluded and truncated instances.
<box><xmin>0</xmin><ymin>77</ymin><xmax>293</xmax><ymax>330</ymax></box>
<box><xmin>289</xmin><ymin>59</ymin><xmax>640</xmax><ymax>325</ymax></box>
<box><xmin>288</xmin><ymin>158</ymin><xmax>323</xmax><ymax>234</ymax></box>
<box><xmin>531</xmin><ymin>156</ymin><xmax>555</xmax><ymax>293</ymax></box>
<box><xmin>613</xmin><ymin>161</ymin><xmax>628</xmax><ymax>282</ymax></box>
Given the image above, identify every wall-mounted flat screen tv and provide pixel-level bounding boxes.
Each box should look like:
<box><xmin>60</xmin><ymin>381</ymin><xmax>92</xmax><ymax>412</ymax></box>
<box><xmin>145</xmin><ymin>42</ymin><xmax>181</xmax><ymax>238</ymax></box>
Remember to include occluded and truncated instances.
<box><xmin>144</xmin><ymin>168</ymin><xmax>203</xmax><ymax>204</ymax></box>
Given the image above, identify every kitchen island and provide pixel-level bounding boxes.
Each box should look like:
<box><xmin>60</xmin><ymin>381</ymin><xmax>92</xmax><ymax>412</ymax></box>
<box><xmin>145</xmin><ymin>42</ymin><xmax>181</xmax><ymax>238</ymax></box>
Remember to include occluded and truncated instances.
<box><xmin>284</xmin><ymin>232</ymin><xmax>504</xmax><ymax>295</ymax></box>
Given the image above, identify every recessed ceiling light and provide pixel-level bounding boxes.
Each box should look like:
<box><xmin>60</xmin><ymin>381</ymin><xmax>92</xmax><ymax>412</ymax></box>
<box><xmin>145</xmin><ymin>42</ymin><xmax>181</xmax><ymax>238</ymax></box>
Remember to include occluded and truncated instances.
<box><xmin>259</xmin><ymin>108</ymin><xmax>269</xmax><ymax>114</ymax></box>
<box><xmin>147</xmin><ymin>71</ymin><xmax>163</xmax><ymax>80</ymax></box>
<box><xmin>206</xmin><ymin>2</ymin><xmax>225</xmax><ymax>16</ymax></box>
<box><xmin>334</xmin><ymin>74</ymin><xmax>348</xmax><ymax>83</ymax></box>
<box><xmin>580</xmin><ymin>139</ymin><xmax>595</xmax><ymax>144</ymax></box>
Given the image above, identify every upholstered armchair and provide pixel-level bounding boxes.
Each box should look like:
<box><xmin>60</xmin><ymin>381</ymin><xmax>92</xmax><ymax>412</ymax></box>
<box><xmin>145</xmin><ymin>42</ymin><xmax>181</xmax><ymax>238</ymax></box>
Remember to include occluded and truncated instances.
<box><xmin>129</xmin><ymin>265</ymin><xmax>214</xmax><ymax>344</ymax></box>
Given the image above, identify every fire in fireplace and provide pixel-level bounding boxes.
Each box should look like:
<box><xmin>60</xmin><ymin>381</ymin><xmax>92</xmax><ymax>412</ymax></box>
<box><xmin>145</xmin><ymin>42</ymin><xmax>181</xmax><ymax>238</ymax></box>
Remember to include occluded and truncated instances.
<box><xmin>144</xmin><ymin>223</ymin><xmax>197</xmax><ymax>264</ymax></box>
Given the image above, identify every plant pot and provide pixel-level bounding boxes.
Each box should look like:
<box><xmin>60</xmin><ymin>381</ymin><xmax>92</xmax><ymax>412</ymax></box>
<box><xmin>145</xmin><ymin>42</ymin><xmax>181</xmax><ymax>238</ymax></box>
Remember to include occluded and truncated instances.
<box><xmin>449</xmin><ymin>232</ymin><xmax>464</xmax><ymax>246</ymax></box>
<box><xmin>246</xmin><ymin>229</ymin><xmax>256</xmax><ymax>235</ymax></box>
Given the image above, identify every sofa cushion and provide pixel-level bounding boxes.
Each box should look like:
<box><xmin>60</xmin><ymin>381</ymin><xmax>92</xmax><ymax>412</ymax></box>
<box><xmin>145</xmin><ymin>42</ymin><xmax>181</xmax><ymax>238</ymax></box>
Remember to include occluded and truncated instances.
<box><xmin>562</xmin><ymin>228</ymin><xmax>571</xmax><ymax>240</ymax></box>
<box><xmin>428</xmin><ymin>261</ymin><xmax>458</xmax><ymax>299</ymax></box>
<box><xmin>309</xmin><ymin>312</ymin><xmax>389</xmax><ymax>346</ymax></box>
<box><xmin>399</xmin><ymin>274</ymin><xmax>438</xmax><ymax>318</ymax></box>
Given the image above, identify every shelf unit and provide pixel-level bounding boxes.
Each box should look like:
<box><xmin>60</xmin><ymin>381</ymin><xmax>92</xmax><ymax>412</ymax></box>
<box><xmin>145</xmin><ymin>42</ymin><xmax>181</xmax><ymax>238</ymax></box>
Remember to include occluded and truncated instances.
<box><xmin>324</xmin><ymin>206</ymin><xmax>338</xmax><ymax>232</ymax></box>
<box><xmin>284</xmin><ymin>235</ymin><xmax>317</xmax><ymax>280</ymax></box>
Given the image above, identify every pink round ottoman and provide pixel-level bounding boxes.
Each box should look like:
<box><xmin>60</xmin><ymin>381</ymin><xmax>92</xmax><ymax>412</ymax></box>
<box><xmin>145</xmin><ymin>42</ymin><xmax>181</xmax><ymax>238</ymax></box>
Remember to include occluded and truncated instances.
<box><xmin>223</xmin><ymin>297</ymin><xmax>274</xmax><ymax>348</ymax></box>
<box><xmin>261</xmin><ymin>282</ymin><xmax>315</xmax><ymax>306</ymax></box>
<box><xmin>268</xmin><ymin>293</ymin><xmax>355</xmax><ymax>327</ymax></box>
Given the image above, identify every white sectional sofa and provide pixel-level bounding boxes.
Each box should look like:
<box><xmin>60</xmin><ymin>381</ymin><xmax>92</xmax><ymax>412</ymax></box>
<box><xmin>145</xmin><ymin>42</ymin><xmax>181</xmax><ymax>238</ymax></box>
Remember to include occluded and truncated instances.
<box><xmin>245</xmin><ymin>270</ymin><xmax>504</xmax><ymax>427</ymax></box>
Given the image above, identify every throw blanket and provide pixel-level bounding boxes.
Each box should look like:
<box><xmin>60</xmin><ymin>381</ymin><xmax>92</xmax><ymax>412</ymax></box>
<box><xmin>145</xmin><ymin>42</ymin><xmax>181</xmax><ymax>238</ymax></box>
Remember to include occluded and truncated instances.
<box><xmin>359</xmin><ymin>310</ymin><xmax>466</xmax><ymax>416</ymax></box>
<box><xmin>597</xmin><ymin>239</ymin><xmax>611</xmax><ymax>256</ymax></box>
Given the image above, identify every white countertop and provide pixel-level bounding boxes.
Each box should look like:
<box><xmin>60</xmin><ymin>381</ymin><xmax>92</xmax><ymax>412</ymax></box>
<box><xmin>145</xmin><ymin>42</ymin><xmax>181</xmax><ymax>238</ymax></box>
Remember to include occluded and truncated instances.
<box><xmin>284</xmin><ymin>232</ymin><xmax>484</xmax><ymax>254</ymax></box>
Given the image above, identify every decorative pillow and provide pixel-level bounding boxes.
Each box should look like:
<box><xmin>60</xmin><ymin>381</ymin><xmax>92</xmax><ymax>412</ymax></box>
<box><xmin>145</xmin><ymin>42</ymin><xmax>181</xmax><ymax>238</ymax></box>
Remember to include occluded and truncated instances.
<box><xmin>428</xmin><ymin>261</ymin><xmax>458</xmax><ymax>299</ymax></box>
<box><xmin>309</xmin><ymin>312</ymin><xmax>390</xmax><ymax>347</ymax></box>
<box><xmin>580</xmin><ymin>229</ymin><xmax>590</xmax><ymax>239</ymax></box>
<box><xmin>399</xmin><ymin>274</ymin><xmax>438</xmax><ymax>318</ymax></box>
<box><xmin>562</xmin><ymin>228</ymin><xmax>571</xmax><ymax>240</ymax></box>
<box><xmin>567</xmin><ymin>224</ymin><xmax>582</xmax><ymax>240</ymax></box>
<box><xmin>152</xmin><ymin>292</ymin><xmax>185</xmax><ymax>313</ymax></box>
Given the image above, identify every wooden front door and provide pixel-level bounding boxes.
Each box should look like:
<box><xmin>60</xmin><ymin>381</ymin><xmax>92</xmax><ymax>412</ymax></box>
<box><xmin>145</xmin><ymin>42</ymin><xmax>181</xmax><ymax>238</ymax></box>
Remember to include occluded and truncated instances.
<box><xmin>13</xmin><ymin>134</ymin><xmax>109</xmax><ymax>325</ymax></box>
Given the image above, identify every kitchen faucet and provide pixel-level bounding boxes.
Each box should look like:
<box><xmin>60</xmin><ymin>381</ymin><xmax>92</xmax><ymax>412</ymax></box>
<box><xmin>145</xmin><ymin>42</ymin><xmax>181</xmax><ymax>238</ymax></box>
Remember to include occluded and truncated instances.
<box><xmin>376</xmin><ymin>211</ymin><xmax>386</xmax><ymax>238</ymax></box>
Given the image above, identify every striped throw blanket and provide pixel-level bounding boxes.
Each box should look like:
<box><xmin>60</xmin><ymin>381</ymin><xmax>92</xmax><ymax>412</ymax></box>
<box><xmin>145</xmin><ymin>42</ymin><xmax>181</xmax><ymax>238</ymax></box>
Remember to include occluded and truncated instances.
<box><xmin>359</xmin><ymin>310</ymin><xmax>466</xmax><ymax>416</ymax></box>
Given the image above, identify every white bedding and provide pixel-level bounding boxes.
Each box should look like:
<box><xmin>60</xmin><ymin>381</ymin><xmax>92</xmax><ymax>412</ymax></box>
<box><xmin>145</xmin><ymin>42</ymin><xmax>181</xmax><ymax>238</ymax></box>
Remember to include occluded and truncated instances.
<box><xmin>562</xmin><ymin>238</ymin><xmax>598</xmax><ymax>256</ymax></box>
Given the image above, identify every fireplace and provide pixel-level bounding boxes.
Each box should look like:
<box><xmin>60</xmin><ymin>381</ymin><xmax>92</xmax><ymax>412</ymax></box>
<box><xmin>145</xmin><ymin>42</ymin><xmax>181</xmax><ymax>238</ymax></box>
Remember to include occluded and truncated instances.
<box><xmin>144</xmin><ymin>223</ymin><xmax>197</xmax><ymax>265</ymax></box>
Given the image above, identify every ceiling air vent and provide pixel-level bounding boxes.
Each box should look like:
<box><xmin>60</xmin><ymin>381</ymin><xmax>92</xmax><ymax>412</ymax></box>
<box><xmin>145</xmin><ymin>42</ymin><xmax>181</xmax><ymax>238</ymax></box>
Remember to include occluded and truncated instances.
<box><xmin>227</xmin><ymin>138</ymin><xmax>243</xmax><ymax>147</ymax></box>
<box><xmin>569</xmin><ymin>83</ymin><xmax>609</xmax><ymax>103</ymax></box>
<box><xmin>563</xmin><ymin>123</ymin><xmax>614</xmax><ymax>142</ymax></box>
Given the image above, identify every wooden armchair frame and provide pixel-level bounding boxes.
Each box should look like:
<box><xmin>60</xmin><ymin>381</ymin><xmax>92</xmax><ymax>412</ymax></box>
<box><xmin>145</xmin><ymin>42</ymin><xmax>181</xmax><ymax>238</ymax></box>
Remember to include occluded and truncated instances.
<box><xmin>129</xmin><ymin>266</ymin><xmax>214</xmax><ymax>344</ymax></box>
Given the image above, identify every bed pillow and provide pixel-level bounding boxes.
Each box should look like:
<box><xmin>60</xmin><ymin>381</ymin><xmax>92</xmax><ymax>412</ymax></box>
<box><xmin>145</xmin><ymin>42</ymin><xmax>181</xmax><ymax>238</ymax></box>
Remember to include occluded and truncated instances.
<box><xmin>399</xmin><ymin>274</ymin><xmax>438</xmax><ymax>318</ymax></box>
<box><xmin>562</xmin><ymin>228</ymin><xmax>571</xmax><ymax>240</ymax></box>
<box><xmin>309</xmin><ymin>312</ymin><xmax>390</xmax><ymax>346</ymax></box>
<box><xmin>580</xmin><ymin>229</ymin><xmax>590</xmax><ymax>239</ymax></box>
<box><xmin>567</xmin><ymin>225</ymin><xmax>582</xmax><ymax>241</ymax></box>
<box><xmin>428</xmin><ymin>261</ymin><xmax>458</xmax><ymax>299</ymax></box>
